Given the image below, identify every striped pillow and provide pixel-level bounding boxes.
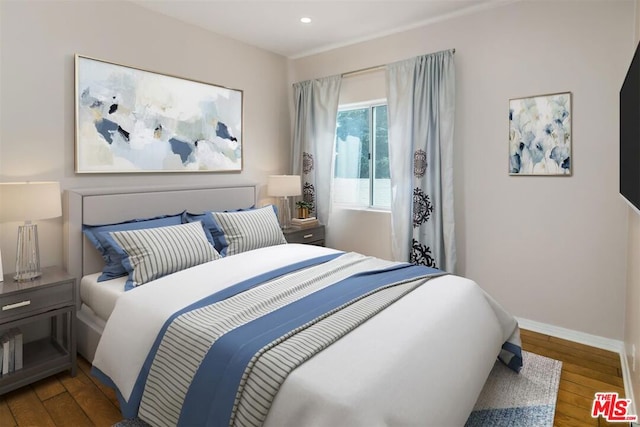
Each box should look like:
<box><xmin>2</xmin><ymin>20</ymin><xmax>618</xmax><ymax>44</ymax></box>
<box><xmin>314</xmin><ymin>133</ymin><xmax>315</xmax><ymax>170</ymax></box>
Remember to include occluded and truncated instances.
<box><xmin>106</xmin><ymin>221</ymin><xmax>220</xmax><ymax>290</ymax></box>
<box><xmin>210</xmin><ymin>206</ymin><xmax>286</xmax><ymax>256</ymax></box>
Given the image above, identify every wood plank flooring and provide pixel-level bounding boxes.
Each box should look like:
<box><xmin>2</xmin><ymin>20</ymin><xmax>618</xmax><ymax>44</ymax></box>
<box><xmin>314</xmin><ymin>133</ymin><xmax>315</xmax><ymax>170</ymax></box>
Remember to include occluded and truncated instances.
<box><xmin>1</xmin><ymin>357</ymin><xmax>121</xmax><ymax>427</ymax></box>
<box><xmin>520</xmin><ymin>329</ymin><xmax>627</xmax><ymax>427</ymax></box>
<box><xmin>0</xmin><ymin>329</ymin><xmax>629</xmax><ymax>426</ymax></box>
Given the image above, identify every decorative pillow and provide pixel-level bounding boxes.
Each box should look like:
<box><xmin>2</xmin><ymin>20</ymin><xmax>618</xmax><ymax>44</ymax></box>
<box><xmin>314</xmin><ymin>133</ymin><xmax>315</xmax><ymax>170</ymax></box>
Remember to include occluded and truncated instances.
<box><xmin>83</xmin><ymin>213</ymin><xmax>183</xmax><ymax>282</ymax></box>
<box><xmin>182</xmin><ymin>212</ymin><xmax>227</xmax><ymax>253</ymax></box>
<box><xmin>104</xmin><ymin>221</ymin><xmax>221</xmax><ymax>290</ymax></box>
<box><xmin>209</xmin><ymin>205</ymin><xmax>286</xmax><ymax>256</ymax></box>
<box><xmin>183</xmin><ymin>205</ymin><xmax>276</xmax><ymax>255</ymax></box>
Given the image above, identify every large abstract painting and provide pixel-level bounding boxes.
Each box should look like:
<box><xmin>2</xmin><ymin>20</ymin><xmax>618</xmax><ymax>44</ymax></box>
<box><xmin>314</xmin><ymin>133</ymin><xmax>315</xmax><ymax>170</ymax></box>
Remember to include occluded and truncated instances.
<box><xmin>75</xmin><ymin>55</ymin><xmax>243</xmax><ymax>173</ymax></box>
<box><xmin>509</xmin><ymin>92</ymin><xmax>571</xmax><ymax>176</ymax></box>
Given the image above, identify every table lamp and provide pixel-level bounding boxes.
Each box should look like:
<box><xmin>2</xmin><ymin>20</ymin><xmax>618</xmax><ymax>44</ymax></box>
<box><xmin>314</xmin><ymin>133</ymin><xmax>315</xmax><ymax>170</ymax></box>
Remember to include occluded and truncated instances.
<box><xmin>267</xmin><ymin>175</ymin><xmax>301</xmax><ymax>229</ymax></box>
<box><xmin>0</xmin><ymin>182</ymin><xmax>62</xmax><ymax>281</ymax></box>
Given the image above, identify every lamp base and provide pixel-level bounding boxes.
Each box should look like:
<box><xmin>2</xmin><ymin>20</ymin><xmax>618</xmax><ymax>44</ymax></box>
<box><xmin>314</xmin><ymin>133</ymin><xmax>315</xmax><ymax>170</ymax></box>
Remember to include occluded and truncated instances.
<box><xmin>14</xmin><ymin>223</ymin><xmax>42</xmax><ymax>282</ymax></box>
<box><xmin>281</xmin><ymin>196</ymin><xmax>292</xmax><ymax>230</ymax></box>
<box><xmin>14</xmin><ymin>271</ymin><xmax>42</xmax><ymax>282</ymax></box>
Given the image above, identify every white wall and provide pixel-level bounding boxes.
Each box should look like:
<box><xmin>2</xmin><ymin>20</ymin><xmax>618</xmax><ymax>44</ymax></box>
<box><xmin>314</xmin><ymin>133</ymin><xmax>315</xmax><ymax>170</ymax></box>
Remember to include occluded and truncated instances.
<box><xmin>290</xmin><ymin>0</ymin><xmax>633</xmax><ymax>340</ymax></box>
<box><xmin>624</xmin><ymin>0</ymin><xmax>640</xmax><ymax>411</ymax></box>
<box><xmin>626</xmin><ymin>206</ymin><xmax>640</xmax><ymax>405</ymax></box>
<box><xmin>0</xmin><ymin>1</ymin><xmax>290</xmax><ymax>274</ymax></box>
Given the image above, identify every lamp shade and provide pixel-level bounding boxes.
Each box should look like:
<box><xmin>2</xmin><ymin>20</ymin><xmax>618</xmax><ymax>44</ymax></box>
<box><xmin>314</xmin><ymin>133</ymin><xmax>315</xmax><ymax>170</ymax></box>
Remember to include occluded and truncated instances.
<box><xmin>267</xmin><ymin>175</ymin><xmax>301</xmax><ymax>197</ymax></box>
<box><xmin>0</xmin><ymin>182</ymin><xmax>62</xmax><ymax>222</ymax></box>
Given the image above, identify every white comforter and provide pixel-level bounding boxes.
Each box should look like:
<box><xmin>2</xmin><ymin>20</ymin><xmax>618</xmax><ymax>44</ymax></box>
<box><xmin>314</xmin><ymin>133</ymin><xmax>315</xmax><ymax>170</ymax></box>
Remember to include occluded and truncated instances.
<box><xmin>93</xmin><ymin>244</ymin><xmax>517</xmax><ymax>426</ymax></box>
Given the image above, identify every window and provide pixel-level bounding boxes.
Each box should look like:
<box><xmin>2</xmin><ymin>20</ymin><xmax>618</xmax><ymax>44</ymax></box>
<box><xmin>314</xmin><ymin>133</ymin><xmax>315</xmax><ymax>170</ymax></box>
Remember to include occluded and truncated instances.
<box><xmin>334</xmin><ymin>102</ymin><xmax>390</xmax><ymax>209</ymax></box>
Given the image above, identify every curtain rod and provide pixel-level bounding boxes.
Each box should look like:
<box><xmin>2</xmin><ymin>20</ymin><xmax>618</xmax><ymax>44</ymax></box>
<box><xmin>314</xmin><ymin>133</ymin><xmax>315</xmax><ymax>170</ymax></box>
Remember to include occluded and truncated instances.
<box><xmin>341</xmin><ymin>48</ymin><xmax>456</xmax><ymax>78</ymax></box>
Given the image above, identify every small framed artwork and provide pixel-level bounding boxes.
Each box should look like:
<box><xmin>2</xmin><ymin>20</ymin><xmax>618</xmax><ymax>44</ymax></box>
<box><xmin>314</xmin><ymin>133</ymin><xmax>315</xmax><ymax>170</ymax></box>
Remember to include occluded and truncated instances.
<box><xmin>509</xmin><ymin>92</ymin><xmax>571</xmax><ymax>175</ymax></box>
<box><xmin>75</xmin><ymin>55</ymin><xmax>243</xmax><ymax>173</ymax></box>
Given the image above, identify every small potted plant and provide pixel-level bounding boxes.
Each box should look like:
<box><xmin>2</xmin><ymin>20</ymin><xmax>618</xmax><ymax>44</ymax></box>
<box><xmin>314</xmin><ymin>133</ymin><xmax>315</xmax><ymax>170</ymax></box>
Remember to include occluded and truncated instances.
<box><xmin>295</xmin><ymin>200</ymin><xmax>312</xmax><ymax>219</ymax></box>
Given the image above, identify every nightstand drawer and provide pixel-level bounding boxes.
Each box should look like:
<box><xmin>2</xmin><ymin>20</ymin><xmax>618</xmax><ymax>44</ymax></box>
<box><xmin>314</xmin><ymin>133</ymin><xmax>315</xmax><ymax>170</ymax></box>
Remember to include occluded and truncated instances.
<box><xmin>284</xmin><ymin>225</ymin><xmax>325</xmax><ymax>246</ymax></box>
<box><xmin>0</xmin><ymin>281</ymin><xmax>74</xmax><ymax>322</ymax></box>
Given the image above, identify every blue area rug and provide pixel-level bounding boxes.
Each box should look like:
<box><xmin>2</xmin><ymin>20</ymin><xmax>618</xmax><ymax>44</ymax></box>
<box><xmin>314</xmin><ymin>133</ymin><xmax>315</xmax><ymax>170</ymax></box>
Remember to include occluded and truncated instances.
<box><xmin>465</xmin><ymin>350</ymin><xmax>562</xmax><ymax>427</ymax></box>
<box><xmin>114</xmin><ymin>350</ymin><xmax>561</xmax><ymax>427</ymax></box>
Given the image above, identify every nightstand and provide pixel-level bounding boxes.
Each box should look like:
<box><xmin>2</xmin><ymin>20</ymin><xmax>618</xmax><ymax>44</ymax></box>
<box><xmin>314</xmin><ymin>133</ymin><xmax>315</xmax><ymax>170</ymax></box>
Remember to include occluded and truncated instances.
<box><xmin>284</xmin><ymin>224</ymin><xmax>325</xmax><ymax>246</ymax></box>
<box><xmin>0</xmin><ymin>266</ymin><xmax>77</xmax><ymax>395</ymax></box>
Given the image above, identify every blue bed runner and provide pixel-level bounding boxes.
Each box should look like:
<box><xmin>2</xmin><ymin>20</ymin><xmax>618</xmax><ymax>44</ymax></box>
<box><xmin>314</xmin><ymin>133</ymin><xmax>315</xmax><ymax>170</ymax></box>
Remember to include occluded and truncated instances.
<box><xmin>180</xmin><ymin>262</ymin><xmax>443</xmax><ymax>426</ymax></box>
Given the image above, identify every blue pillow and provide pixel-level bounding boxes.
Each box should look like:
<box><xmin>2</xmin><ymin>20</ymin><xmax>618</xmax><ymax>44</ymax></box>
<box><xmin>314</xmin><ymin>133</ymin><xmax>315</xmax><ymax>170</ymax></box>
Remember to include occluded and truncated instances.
<box><xmin>83</xmin><ymin>213</ymin><xmax>183</xmax><ymax>281</ymax></box>
<box><xmin>182</xmin><ymin>205</ymin><xmax>276</xmax><ymax>255</ymax></box>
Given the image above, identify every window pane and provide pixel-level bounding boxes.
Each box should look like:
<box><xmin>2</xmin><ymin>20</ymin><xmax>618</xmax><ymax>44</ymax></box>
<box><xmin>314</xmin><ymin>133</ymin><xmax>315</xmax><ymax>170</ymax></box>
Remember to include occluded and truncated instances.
<box><xmin>372</xmin><ymin>105</ymin><xmax>390</xmax><ymax>208</ymax></box>
<box><xmin>335</xmin><ymin>108</ymin><xmax>370</xmax><ymax>206</ymax></box>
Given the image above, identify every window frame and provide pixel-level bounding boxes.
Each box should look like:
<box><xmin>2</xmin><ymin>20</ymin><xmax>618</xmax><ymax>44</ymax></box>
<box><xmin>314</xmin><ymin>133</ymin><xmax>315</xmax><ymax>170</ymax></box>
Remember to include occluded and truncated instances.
<box><xmin>334</xmin><ymin>99</ymin><xmax>390</xmax><ymax>211</ymax></box>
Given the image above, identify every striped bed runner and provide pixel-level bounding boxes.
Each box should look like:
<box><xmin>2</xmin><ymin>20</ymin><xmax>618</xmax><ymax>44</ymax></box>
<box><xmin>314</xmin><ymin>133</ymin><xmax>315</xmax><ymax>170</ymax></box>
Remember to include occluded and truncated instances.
<box><xmin>230</xmin><ymin>277</ymin><xmax>433</xmax><ymax>427</ymax></box>
<box><xmin>136</xmin><ymin>252</ymin><xmax>444</xmax><ymax>426</ymax></box>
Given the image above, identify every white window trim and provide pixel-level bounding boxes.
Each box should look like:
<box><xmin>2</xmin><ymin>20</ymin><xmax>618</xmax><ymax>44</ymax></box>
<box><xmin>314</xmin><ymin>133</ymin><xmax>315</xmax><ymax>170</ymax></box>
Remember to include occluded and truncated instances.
<box><xmin>337</xmin><ymin>99</ymin><xmax>387</xmax><ymax>112</ymax></box>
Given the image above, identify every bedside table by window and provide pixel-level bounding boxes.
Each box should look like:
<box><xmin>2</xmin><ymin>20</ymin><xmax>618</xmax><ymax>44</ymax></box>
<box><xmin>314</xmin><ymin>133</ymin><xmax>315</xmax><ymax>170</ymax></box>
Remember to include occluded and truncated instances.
<box><xmin>283</xmin><ymin>224</ymin><xmax>325</xmax><ymax>246</ymax></box>
<box><xmin>0</xmin><ymin>266</ymin><xmax>77</xmax><ymax>395</ymax></box>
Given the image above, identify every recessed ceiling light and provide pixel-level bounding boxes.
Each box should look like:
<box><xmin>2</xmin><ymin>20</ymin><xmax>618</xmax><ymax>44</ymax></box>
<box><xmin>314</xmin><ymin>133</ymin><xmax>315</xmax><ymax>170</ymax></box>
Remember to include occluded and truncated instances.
<box><xmin>300</xmin><ymin>17</ymin><xmax>312</xmax><ymax>24</ymax></box>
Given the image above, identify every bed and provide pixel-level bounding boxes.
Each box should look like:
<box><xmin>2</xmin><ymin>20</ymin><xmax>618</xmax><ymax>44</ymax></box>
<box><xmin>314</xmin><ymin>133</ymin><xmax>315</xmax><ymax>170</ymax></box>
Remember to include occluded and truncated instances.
<box><xmin>63</xmin><ymin>185</ymin><xmax>522</xmax><ymax>427</ymax></box>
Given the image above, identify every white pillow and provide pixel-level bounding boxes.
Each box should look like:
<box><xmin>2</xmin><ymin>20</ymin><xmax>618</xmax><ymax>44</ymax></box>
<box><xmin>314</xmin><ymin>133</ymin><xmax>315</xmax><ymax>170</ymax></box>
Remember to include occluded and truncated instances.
<box><xmin>210</xmin><ymin>206</ymin><xmax>287</xmax><ymax>256</ymax></box>
<box><xmin>106</xmin><ymin>221</ymin><xmax>220</xmax><ymax>289</ymax></box>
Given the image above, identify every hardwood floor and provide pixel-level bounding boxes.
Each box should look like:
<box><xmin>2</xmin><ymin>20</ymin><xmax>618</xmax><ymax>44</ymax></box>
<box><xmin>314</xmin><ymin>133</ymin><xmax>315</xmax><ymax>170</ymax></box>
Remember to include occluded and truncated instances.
<box><xmin>520</xmin><ymin>329</ymin><xmax>627</xmax><ymax>427</ymax></box>
<box><xmin>0</xmin><ymin>329</ymin><xmax>629</xmax><ymax>426</ymax></box>
<box><xmin>1</xmin><ymin>357</ymin><xmax>121</xmax><ymax>427</ymax></box>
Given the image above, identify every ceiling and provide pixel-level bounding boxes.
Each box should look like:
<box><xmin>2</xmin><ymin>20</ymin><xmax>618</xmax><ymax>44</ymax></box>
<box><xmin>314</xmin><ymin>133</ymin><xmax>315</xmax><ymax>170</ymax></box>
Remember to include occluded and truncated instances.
<box><xmin>133</xmin><ymin>0</ymin><xmax>507</xmax><ymax>58</ymax></box>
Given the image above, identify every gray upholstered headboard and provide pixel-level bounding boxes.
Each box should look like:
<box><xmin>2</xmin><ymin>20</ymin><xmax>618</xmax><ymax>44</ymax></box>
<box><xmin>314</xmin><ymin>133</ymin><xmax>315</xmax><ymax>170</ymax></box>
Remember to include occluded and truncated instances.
<box><xmin>63</xmin><ymin>185</ymin><xmax>257</xmax><ymax>288</ymax></box>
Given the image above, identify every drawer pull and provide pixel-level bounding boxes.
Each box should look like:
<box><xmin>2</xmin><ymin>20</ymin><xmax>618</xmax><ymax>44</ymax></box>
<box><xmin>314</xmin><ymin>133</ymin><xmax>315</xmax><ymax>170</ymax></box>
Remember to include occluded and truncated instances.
<box><xmin>2</xmin><ymin>300</ymin><xmax>31</xmax><ymax>311</ymax></box>
<box><xmin>303</xmin><ymin>234</ymin><xmax>313</xmax><ymax>239</ymax></box>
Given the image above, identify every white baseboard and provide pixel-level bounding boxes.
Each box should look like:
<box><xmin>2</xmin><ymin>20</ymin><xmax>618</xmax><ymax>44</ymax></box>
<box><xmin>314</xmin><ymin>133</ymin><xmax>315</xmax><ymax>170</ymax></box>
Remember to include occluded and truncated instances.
<box><xmin>621</xmin><ymin>342</ymin><xmax>638</xmax><ymax>423</ymax></box>
<box><xmin>516</xmin><ymin>317</ymin><xmax>638</xmax><ymax>420</ymax></box>
<box><xmin>516</xmin><ymin>317</ymin><xmax>623</xmax><ymax>353</ymax></box>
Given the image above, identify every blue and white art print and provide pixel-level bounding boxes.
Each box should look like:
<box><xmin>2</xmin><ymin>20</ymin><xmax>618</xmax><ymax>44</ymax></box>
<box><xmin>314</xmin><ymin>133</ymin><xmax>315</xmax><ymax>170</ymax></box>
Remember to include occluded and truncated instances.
<box><xmin>509</xmin><ymin>92</ymin><xmax>571</xmax><ymax>175</ymax></box>
<box><xmin>75</xmin><ymin>55</ymin><xmax>242</xmax><ymax>173</ymax></box>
